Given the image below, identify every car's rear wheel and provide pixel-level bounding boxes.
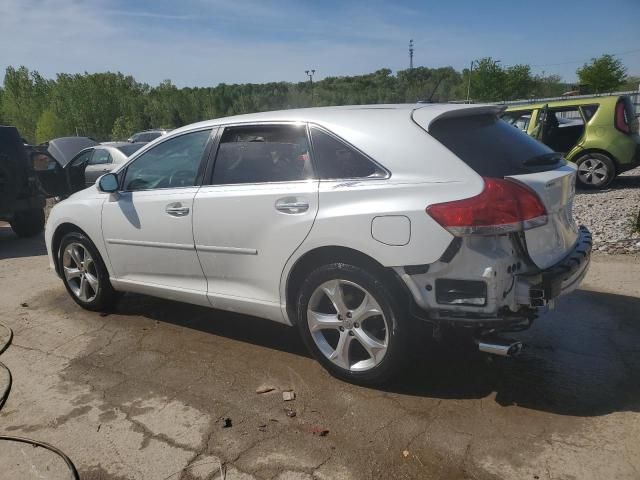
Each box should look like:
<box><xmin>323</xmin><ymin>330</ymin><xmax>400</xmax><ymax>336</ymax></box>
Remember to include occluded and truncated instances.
<box><xmin>575</xmin><ymin>152</ymin><xmax>615</xmax><ymax>189</ymax></box>
<box><xmin>296</xmin><ymin>263</ymin><xmax>408</xmax><ymax>385</ymax></box>
<box><xmin>59</xmin><ymin>232</ymin><xmax>119</xmax><ymax>311</ymax></box>
<box><xmin>10</xmin><ymin>208</ymin><xmax>45</xmax><ymax>237</ymax></box>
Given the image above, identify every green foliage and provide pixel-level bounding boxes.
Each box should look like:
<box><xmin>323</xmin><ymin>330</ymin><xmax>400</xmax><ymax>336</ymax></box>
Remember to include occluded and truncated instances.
<box><xmin>577</xmin><ymin>54</ymin><xmax>627</xmax><ymax>93</ymax></box>
<box><xmin>1</xmin><ymin>57</ymin><xmax>632</xmax><ymax>144</ymax></box>
<box><xmin>2</xmin><ymin>66</ymin><xmax>52</xmax><ymax>142</ymax></box>
<box><xmin>35</xmin><ymin>109</ymin><xmax>65</xmax><ymax>143</ymax></box>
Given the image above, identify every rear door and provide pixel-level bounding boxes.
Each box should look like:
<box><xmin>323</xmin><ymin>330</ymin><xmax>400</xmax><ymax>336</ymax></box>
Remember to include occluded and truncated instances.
<box><xmin>31</xmin><ymin>149</ymin><xmax>70</xmax><ymax>197</ymax></box>
<box><xmin>192</xmin><ymin>123</ymin><xmax>318</xmax><ymax>321</ymax></box>
<box><xmin>426</xmin><ymin>110</ymin><xmax>578</xmax><ymax>269</ymax></box>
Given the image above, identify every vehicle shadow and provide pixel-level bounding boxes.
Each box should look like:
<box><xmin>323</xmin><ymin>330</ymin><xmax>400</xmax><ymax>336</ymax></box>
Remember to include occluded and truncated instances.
<box><xmin>112</xmin><ymin>287</ymin><xmax>640</xmax><ymax>418</ymax></box>
<box><xmin>0</xmin><ymin>224</ymin><xmax>47</xmax><ymax>260</ymax></box>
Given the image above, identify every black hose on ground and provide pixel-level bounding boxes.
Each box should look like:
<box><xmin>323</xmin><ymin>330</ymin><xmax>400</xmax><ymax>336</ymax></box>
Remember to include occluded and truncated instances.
<box><xmin>0</xmin><ymin>322</ymin><xmax>81</xmax><ymax>480</ymax></box>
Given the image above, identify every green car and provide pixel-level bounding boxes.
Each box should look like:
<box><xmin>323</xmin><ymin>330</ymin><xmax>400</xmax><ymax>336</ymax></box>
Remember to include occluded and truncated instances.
<box><xmin>503</xmin><ymin>95</ymin><xmax>640</xmax><ymax>189</ymax></box>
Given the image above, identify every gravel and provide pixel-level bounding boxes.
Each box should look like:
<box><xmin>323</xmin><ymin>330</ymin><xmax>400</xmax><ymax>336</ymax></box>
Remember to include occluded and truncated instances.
<box><xmin>572</xmin><ymin>166</ymin><xmax>640</xmax><ymax>254</ymax></box>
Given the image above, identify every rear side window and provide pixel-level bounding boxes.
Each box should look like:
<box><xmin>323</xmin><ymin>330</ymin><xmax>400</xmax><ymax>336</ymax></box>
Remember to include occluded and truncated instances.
<box><xmin>212</xmin><ymin>125</ymin><xmax>313</xmax><ymax>184</ymax></box>
<box><xmin>580</xmin><ymin>104</ymin><xmax>599</xmax><ymax>122</ymax></box>
<box><xmin>429</xmin><ymin>115</ymin><xmax>563</xmax><ymax>177</ymax></box>
<box><xmin>310</xmin><ymin>127</ymin><xmax>387</xmax><ymax>179</ymax></box>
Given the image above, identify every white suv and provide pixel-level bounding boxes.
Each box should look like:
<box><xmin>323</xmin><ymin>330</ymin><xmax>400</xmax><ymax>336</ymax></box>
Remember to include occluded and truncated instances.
<box><xmin>45</xmin><ymin>104</ymin><xmax>592</xmax><ymax>384</ymax></box>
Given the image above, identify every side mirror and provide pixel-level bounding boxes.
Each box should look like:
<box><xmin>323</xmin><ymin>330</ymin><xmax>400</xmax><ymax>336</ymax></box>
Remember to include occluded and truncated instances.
<box><xmin>98</xmin><ymin>173</ymin><xmax>119</xmax><ymax>193</ymax></box>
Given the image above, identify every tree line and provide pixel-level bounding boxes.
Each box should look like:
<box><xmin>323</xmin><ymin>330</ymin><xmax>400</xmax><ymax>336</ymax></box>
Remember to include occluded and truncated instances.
<box><xmin>0</xmin><ymin>54</ymin><xmax>635</xmax><ymax>144</ymax></box>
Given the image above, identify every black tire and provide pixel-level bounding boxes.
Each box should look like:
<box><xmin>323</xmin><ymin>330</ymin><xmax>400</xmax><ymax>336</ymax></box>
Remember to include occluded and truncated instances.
<box><xmin>296</xmin><ymin>263</ymin><xmax>409</xmax><ymax>385</ymax></box>
<box><xmin>575</xmin><ymin>152</ymin><xmax>615</xmax><ymax>189</ymax></box>
<box><xmin>9</xmin><ymin>208</ymin><xmax>45</xmax><ymax>237</ymax></box>
<box><xmin>58</xmin><ymin>231</ymin><xmax>119</xmax><ymax>312</ymax></box>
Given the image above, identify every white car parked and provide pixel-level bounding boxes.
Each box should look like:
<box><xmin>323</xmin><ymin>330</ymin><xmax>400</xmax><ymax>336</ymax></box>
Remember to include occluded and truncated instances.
<box><xmin>45</xmin><ymin>104</ymin><xmax>592</xmax><ymax>384</ymax></box>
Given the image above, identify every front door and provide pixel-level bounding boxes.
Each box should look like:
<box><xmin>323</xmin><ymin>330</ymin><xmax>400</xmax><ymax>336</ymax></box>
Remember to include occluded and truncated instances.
<box><xmin>84</xmin><ymin>148</ymin><xmax>113</xmax><ymax>186</ymax></box>
<box><xmin>101</xmin><ymin>128</ymin><xmax>214</xmax><ymax>306</ymax></box>
<box><xmin>192</xmin><ymin>123</ymin><xmax>318</xmax><ymax>321</ymax></box>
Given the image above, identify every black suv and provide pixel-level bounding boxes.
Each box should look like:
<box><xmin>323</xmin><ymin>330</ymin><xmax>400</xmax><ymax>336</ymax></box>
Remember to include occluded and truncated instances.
<box><xmin>0</xmin><ymin>126</ymin><xmax>95</xmax><ymax>237</ymax></box>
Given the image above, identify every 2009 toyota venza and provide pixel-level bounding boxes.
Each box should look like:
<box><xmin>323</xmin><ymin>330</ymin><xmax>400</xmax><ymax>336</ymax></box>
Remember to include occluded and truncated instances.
<box><xmin>45</xmin><ymin>104</ymin><xmax>592</xmax><ymax>384</ymax></box>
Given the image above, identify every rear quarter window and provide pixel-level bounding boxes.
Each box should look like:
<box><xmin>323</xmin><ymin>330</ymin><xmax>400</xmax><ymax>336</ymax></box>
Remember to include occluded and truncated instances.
<box><xmin>429</xmin><ymin>114</ymin><xmax>564</xmax><ymax>177</ymax></box>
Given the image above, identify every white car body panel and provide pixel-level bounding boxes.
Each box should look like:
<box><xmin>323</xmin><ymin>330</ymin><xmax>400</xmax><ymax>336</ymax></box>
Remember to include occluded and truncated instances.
<box><xmin>192</xmin><ymin>180</ymin><xmax>320</xmax><ymax>322</ymax></box>
<box><xmin>101</xmin><ymin>187</ymin><xmax>210</xmax><ymax>306</ymax></box>
<box><xmin>45</xmin><ymin>103</ymin><xmax>589</xmax><ymax>330</ymax></box>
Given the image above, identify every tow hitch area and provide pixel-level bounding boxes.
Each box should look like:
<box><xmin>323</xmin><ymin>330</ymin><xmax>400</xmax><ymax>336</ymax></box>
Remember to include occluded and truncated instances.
<box><xmin>476</xmin><ymin>335</ymin><xmax>524</xmax><ymax>357</ymax></box>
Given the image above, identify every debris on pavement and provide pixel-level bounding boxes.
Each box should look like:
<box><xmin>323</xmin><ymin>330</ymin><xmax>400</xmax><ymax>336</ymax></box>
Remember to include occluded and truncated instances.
<box><xmin>310</xmin><ymin>426</ymin><xmax>329</xmax><ymax>436</ymax></box>
<box><xmin>255</xmin><ymin>385</ymin><xmax>276</xmax><ymax>394</ymax></box>
<box><xmin>222</xmin><ymin>417</ymin><xmax>232</xmax><ymax>428</ymax></box>
<box><xmin>402</xmin><ymin>450</ymin><xmax>410</xmax><ymax>458</ymax></box>
<box><xmin>282</xmin><ymin>390</ymin><xmax>295</xmax><ymax>401</ymax></box>
<box><xmin>284</xmin><ymin>408</ymin><xmax>296</xmax><ymax>418</ymax></box>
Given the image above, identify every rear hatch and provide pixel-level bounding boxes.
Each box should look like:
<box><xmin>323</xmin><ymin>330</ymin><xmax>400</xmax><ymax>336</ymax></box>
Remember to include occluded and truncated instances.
<box><xmin>416</xmin><ymin>106</ymin><xmax>579</xmax><ymax>269</ymax></box>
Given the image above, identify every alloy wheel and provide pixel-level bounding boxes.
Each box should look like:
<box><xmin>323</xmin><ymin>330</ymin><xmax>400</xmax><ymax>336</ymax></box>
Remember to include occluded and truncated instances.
<box><xmin>62</xmin><ymin>242</ymin><xmax>99</xmax><ymax>302</ymax></box>
<box><xmin>307</xmin><ymin>279</ymin><xmax>389</xmax><ymax>372</ymax></box>
<box><xmin>577</xmin><ymin>157</ymin><xmax>609</xmax><ymax>187</ymax></box>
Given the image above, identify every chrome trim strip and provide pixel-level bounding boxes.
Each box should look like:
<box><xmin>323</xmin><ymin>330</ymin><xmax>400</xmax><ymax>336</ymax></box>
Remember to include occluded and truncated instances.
<box><xmin>106</xmin><ymin>238</ymin><xmax>195</xmax><ymax>251</ymax></box>
<box><xmin>196</xmin><ymin>245</ymin><xmax>258</xmax><ymax>255</ymax></box>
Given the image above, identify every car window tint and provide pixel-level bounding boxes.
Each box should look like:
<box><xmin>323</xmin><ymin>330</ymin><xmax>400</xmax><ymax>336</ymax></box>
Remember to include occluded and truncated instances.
<box><xmin>310</xmin><ymin>127</ymin><xmax>386</xmax><ymax>179</ymax></box>
<box><xmin>123</xmin><ymin>129</ymin><xmax>211</xmax><ymax>191</ymax></box>
<box><xmin>89</xmin><ymin>149</ymin><xmax>111</xmax><ymax>165</ymax></box>
<box><xmin>430</xmin><ymin>114</ymin><xmax>563</xmax><ymax>177</ymax></box>
<box><xmin>116</xmin><ymin>143</ymin><xmax>145</xmax><ymax>157</ymax></box>
<box><xmin>211</xmin><ymin>125</ymin><xmax>313</xmax><ymax>184</ymax></box>
<box><xmin>580</xmin><ymin>105</ymin><xmax>599</xmax><ymax>122</ymax></box>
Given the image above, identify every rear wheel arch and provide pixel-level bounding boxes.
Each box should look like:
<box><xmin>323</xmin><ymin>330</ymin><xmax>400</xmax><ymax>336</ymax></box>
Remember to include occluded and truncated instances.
<box><xmin>284</xmin><ymin>246</ymin><xmax>410</xmax><ymax>324</ymax></box>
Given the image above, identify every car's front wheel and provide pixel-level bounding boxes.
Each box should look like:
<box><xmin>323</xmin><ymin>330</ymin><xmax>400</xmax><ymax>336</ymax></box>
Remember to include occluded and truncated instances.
<box><xmin>575</xmin><ymin>152</ymin><xmax>615</xmax><ymax>189</ymax></box>
<box><xmin>296</xmin><ymin>263</ymin><xmax>408</xmax><ymax>385</ymax></box>
<box><xmin>58</xmin><ymin>232</ymin><xmax>119</xmax><ymax>311</ymax></box>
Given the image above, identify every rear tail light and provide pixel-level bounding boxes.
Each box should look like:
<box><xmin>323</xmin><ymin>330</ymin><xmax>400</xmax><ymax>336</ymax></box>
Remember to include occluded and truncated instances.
<box><xmin>614</xmin><ymin>100</ymin><xmax>631</xmax><ymax>134</ymax></box>
<box><xmin>426</xmin><ymin>177</ymin><xmax>547</xmax><ymax>236</ymax></box>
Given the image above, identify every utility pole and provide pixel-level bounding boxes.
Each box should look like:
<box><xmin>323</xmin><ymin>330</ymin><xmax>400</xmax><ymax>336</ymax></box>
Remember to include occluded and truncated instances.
<box><xmin>305</xmin><ymin>69</ymin><xmax>316</xmax><ymax>106</ymax></box>
<box><xmin>409</xmin><ymin>39</ymin><xmax>414</xmax><ymax>70</ymax></box>
<box><xmin>466</xmin><ymin>60</ymin><xmax>476</xmax><ymax>104</ymax></box>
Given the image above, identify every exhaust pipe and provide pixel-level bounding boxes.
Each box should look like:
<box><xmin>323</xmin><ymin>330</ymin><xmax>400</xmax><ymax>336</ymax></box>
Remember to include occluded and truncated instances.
<box><xmin>476</xmin><ymin>337</ymin><xmax>523</xmax><ymax>357</ymax></box>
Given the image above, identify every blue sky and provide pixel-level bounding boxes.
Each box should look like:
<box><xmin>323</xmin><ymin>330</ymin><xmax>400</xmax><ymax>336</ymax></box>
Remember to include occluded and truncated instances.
<box><xmin>1</xmin><ymin>0</ymin><xmax>638</xmax><ymax>87</ymax></box>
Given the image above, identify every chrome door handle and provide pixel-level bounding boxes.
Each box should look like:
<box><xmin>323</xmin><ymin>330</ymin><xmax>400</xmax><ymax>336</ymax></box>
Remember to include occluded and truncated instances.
<box><xmin>275</xmin><ymin>198</ymin><xmax>309</xmax><ymax>214</ymax></box>
<box><xmin>165</xmin><ymin>203</ymin><xmax>190</xmax><ymax>217</ymax></box>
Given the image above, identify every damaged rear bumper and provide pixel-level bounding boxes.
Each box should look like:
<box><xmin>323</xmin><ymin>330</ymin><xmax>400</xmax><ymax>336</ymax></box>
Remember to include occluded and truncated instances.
<box><xmin>515</xmin><ymin>225</ymin><xmax>592</xmax><ymax>307</ymax></box>
<box><xmin>396</xmin><ymin>225</ymin><xmax>592</xmax><ymax>329</ymax></box>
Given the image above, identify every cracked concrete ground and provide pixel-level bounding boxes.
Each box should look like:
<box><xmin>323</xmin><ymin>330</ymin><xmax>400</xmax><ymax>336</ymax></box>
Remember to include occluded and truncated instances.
<box><xmin>0</xmin><ymin>223</ymin><xmax>639</xmax><ymax>479</ymax></box>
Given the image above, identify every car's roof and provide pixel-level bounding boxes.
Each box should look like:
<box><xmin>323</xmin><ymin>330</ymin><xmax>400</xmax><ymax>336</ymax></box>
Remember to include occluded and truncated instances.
<box><xmin>100</xmin><ymin>141</ymin><xmax>131</xmax><ymax>147</ymax></box>
<box><xmin>505</xmin><ymin>95</ymin><xmax>620</xmax><ymax>111</ymax></box>
<box><xmin>170</xmin><ymin>103</ymin><xmax>505</xmax><ymax>135</ymax></box>
<box><xmin>133</xmin><ymin>103</ymin><xmax>503</xmax><ymax>184</ymax></box>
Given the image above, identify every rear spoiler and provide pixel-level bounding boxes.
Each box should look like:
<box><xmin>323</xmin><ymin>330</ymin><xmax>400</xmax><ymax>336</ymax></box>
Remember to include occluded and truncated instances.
<box><xmin>412</xmin><ymin>104</ymin><xmax>507</xmax><ymax>132</ymax></box>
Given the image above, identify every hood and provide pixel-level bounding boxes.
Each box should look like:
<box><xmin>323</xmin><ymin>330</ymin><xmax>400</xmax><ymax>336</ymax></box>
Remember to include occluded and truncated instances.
<box><xmin>46</xmin><ymin>137</ymin><xmax>98</xmax><ymax>166</ymax></box>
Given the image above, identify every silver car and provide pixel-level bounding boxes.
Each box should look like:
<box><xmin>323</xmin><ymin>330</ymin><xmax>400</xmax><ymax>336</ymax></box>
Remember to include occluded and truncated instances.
<box><xmin>66</xmin><ymin>143</ymin><xmax>147</xmax><ymax>188</ymax></box>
